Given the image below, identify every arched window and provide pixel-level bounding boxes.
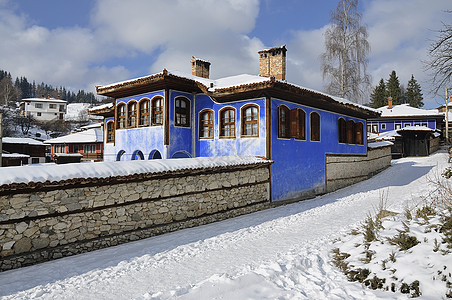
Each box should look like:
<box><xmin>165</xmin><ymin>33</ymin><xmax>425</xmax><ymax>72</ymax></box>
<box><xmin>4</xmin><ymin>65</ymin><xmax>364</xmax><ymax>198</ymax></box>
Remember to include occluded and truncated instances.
<box><xmin>297</xmin><ymin>109</ymin><xmax>306</xmax><ymax>140</ymax></box>
<box><xmin>199</xmin><ymin>109</ymin><xmax>214</xmax><ymax>139</ymax></box>
<box><xmin>148</xmin><ymin>149</ymin><xmax>162</xmax><ymax>159</ymax></box>
<box><xmin>116</xmin><ymin>150</ymin><xmax>126</xmax><ymax>161</ymax></box>
<box><xmin>106</xmin><ymin>121</ymin><xmax>115</xmax><ymax>143</ymax></box>
<box><xmin>117</xmin><ymin>103</ymin><xmax>126</xmax><ymax>129</ymax></box>
<box><xmin>241</xmin><ymin>104</ymin><xmax>259</xmax><ymax>137</ymax></box>
<box><xmin>346</xmin><ymin>120</ymin><xmax>355</xmax><ymax>144</ymax></box>
<box><xmin>128</xmin><ymin>101</ymin><xmax>137</xmax><ymax>127</ymax></box>
<box><xmin>132</xmin><ymin>150</ymin><xmax>144</xmax><ymax>160</ymax></box>
<box><xmin>278</xmin><ymin>105</ymin><xmax>290</xmax><ymax>138</ymax></box>
<box><xmin>290</xmin><ymin>108</ymin><xmax>306</xmax><ymax>140</ymax></box>
<box><xmin>151</xmin><ymin>97</ymin><xmax>163</xmax><ymax>125</ymax></box>
<box><xmin>139</xmin><ymin>98</ymin><xmax>150</xmax><ymax>126</ymax></box>
<box><xmin>220</xmin><ymin>107</ymin><xmax>236</xmax><ymax>138</ymax></box>
<box><xmin>338</xmin><ymin>118</ymin><xmax>347</xmax><ymax>143</ymax></box>
<box><xmin>175</xmin><ymin>97</ymin><xmax>190</xmax><ymax>127</ymax></box>
<box><xmin>310</xmin><ymin>112</ymin><xmax>320</xmax><ymax>142</ymax></box>
<box><xmin>355</xmin><ymin>122</ymin><xmax>364</xmax><ymax>145</ymax></box>
<box><xmin>171</xmin><ymin>151</ymin><xmax>192</xmax><ymax>158</ymax></box>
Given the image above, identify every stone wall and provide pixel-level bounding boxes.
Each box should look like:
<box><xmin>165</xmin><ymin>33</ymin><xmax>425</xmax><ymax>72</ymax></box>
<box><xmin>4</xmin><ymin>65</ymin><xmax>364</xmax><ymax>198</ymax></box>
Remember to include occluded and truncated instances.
<box><xmin>0</xmin><ymin>163</ymin><xmax>271</xmax><ymax>271</ymax></box>
<box><xmin>325</xmin><ymin>145</ymin><xmax>392</xmax><ymax>193</ymax></box>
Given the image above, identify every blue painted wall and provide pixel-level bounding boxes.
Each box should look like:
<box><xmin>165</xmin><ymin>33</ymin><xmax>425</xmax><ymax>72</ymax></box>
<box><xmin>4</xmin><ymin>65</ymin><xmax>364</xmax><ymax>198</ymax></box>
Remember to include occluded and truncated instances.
<box><xmin>270</xmin><ymin>98</ymin><xmax>367</xmax><ymax>201</ymax></box>
<box><xmin>194</xmin><ymin>95</ymin><xmax>267</xmax><ymax>157</ymax></box>
<box><xmin>168</xmin><ymin>90</ymin><xmax>194</xmax><ymax>158</ymax></box>
<box><xmin>111</xmin><ymin>91</ymin><xmax>166</xmax><ymax>160</ymax></box>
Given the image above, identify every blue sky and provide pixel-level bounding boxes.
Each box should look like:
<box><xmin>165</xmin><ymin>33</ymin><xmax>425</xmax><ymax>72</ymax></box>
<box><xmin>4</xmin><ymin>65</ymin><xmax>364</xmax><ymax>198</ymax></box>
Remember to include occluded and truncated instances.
<box><xmin>0</xmin><ymin>0</ymin><xmax>449</xmax><ymax>108</ymax></box>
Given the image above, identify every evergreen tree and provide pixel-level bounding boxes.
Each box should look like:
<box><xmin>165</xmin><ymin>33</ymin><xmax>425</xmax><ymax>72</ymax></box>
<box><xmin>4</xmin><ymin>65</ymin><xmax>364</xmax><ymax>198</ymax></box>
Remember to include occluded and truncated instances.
<box><xmin>369</xmin><ymin>78</ymin><xmax>386</xmax><ymax>108</ymax></box>
<box><xmin>386</xmin><ymin>70</ymin><xmax>402</xmax><ymax>105</ymax></box>
<box><xmin>406</xmin><ymin>74</ymin><xmax>423</xmax><ymax>108</ymax></box>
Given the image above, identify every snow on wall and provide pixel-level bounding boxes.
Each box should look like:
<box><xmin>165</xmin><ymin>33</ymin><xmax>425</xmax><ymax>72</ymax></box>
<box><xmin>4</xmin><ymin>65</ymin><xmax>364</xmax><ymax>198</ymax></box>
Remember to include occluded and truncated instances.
<box><xmin>0</xmin><ymin>156</ymin><xmax>270</xmax><ymax>187</ymax></box>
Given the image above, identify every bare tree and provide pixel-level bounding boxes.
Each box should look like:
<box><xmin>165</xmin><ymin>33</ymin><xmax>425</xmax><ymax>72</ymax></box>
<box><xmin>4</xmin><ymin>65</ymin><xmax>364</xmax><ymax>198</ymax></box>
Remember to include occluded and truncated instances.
<box><xmin>321</xmin><ymin>0</ymin><xmax>371</xmax><ymax>103</ymax></box>
<box><xmin>426</xmin><ymin>11</ymin><xmax>452</xmax><ymax>95</ymax></box>
<box><xmin>0</xmin><ymin>76</ymin><xmax>20</xmax><ymax>107</ymax></box>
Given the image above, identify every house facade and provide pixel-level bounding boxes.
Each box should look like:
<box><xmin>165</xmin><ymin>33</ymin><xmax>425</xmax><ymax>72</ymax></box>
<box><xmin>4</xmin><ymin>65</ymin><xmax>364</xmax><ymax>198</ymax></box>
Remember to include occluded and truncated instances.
<box><xmin>45</xmin><ymin>124</ymin><xmax>103</xmax><ymax>162</ymax></box>
<box><xmin>1</xmin><ymin>137</ymin><xmax>46</xmax><ymax>166</ymax></box>
<box><xmin>367</xmin><ymin>100</ymin><xmax>443</xmax><ymax>135</ymax></box>
<box><xmin>21</xmin><ymin>97</ymin><xmax>67</xmax><ymax>121</ymax></box>
<box><xmin>93</xmin><ymin>46</ymin><xmax>379</xmax><ymax>202</ymax></box>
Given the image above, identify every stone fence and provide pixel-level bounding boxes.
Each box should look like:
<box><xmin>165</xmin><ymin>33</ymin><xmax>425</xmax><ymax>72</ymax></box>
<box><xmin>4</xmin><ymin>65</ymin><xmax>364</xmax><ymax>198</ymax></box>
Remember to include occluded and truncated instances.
<box><xmin>325</xmin><ymin>145</ymin><xmax>392</xmax><ymax>193</ymax></box>
<box><xmin>0</xmin><ymin>158</ymin><xmax>271</xmax><ymax>271</ymax></box>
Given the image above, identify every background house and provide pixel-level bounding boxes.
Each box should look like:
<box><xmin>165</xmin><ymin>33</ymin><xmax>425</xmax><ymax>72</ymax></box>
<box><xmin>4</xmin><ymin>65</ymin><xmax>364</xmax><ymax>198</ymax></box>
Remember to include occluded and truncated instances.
<box><xmin>21</xmin><ymin>97</ymin><xmax>67</xmax><ymax>121</ymax></box>
<box><xmin>367</xmin><ymin>100</ymin><xmax>443</xmax><ymax>135</ymax></box>
<box><xmin>45</xmin><ymin>123</ymin><xmax>103</xmax><ymax>162</ymax></box>
<box><xmin>1</xmin><ymin>137</ymin><xmax>46</xmax><ymax>166</ymax></box>
<box><xmin>94</xmin><ymin>46</ymin><xmax>380</xmax><ymax>202</ymax></box>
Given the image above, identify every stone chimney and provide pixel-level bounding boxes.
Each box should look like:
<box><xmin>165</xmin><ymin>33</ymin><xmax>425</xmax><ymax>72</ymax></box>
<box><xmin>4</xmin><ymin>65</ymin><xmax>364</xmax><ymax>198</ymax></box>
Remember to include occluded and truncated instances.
<box><xmin>388</xmin><ymin>97</ymin><xmax>393</xmax><ymax>109</ymax></box>
<box><xmin>191</xmin><ymin>56</ymin><xmax>210</xmax><ymax>79</ymax></box>
<box><xmin>258</xmin><ymin>45</ymin><xmax>287</xmax><ymax>80</ymax></box>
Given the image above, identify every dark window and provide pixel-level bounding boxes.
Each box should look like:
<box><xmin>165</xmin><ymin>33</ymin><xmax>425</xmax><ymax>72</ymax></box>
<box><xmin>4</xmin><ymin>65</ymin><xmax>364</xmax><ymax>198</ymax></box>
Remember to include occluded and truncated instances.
<box><xmin>346</xmin><ymin>120</ymin><xmax>355</xmax><ymax>144</ymax></box>
<box><xmin>355</xmin><ymin>122</ymin><xmax>364</xmax><ymax>145</ymax></box>
<box><xmin>199</xmin><ymin>109</ymin><xmax>214</xmax><ymax>139</ymax></box>
<box><xmin>310</xmin><ymin>112</ymin><xmax>320</xmax><ymax>141</ymax></box>
<box><xmin>152</xmin><ymin>97</ymin><xmax>163</xmax><ymax>125</ymax></box>
<box><xmin>220</xmin><ymin>108</ymin><xmax>235</xmax><ymax>138</ymax></box>
<box><xmin>395</xmin><ymin>124</ymin><xmax>402</xmax><ymax>130</ymax></box>
<box><xmin>278</xmin><ymin>106</ymin><xmax>290</xmax><ymax>138</ymax></box>
<box><xmin>128</xmin><ymin>101</ymin><xmax>137</xmax><ymax>127</ymax></box>
<box><xmin>117</xmin><ymin>103</ymin><xmax>126</xmax><ymax>129</ymax></box>
<box><xmin>175</xmin><ymin>97</ymin><xmax>190</xmax><ymax>127</ymax></box>
<box><xmin>291</xmin><ymin>108</ymin><xmax>306</xmax><ymax>140</ymax></box>
<box><xmin>242</xmin><ymin>105</ymin><xmax>259</xmax><ymax>137</ymax></box>
<box><xmin>338</xmin><ymin>118</ymin><xmax>347</xmax><ymax>143</ymax></box>
<box><xmin>106</xmin><ymin>121</ymin><xmax>115</xmax><ymax>143</ymax></box>
<box><xmin>139</xmin><ymin>99</ymin><xmax>150</xmax><ymax>126</ymax></box>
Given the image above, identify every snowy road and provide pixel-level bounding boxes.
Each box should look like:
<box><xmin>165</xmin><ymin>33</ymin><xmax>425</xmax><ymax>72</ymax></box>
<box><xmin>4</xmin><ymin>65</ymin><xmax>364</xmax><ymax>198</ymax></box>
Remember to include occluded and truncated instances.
<box><xmin>0</xmin><ymin>151</ymin><xmax>448</xmax><ymax>299</ymax></box>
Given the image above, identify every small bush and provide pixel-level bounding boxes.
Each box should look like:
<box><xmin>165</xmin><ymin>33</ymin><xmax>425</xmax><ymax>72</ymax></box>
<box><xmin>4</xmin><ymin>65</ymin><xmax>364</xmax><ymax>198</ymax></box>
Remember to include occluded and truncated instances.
<box><xmin>387</xmin><ymin>232</ymin><xmax>420</xmax><ymax>251</ymax></box>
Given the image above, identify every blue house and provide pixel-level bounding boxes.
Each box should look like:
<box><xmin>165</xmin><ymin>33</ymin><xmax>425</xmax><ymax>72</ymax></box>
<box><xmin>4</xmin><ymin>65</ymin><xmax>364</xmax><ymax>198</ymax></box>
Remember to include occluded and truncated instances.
<box><xmin>367</xmin><ymin>101</ymin><xmax>443</xmax><ymax>135</ymax></box>
<box><xmin>94</xmin><ymin>46</ymin><xmax>379</xmax><ymax>202</ymax></box>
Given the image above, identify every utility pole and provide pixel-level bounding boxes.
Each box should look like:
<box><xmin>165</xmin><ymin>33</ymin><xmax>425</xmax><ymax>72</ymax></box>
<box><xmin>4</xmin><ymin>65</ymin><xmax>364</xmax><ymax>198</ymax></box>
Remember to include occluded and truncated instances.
<box><xmin>446</xmin><ymin>88</ymin><xmax>449</xmax><ymax>145</ymax></box>
<box><xmin>0</xmin><ymin>112</ymin><xmax>2</xmax><ymax>167</ymax></box>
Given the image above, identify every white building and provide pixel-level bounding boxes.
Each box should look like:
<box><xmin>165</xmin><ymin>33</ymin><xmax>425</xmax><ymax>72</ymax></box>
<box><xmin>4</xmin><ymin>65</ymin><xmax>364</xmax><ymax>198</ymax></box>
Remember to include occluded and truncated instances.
<box><xmin>21</xmin><ymin>98</ymin><xmax>67</xmax><ymax>121</ymax></box>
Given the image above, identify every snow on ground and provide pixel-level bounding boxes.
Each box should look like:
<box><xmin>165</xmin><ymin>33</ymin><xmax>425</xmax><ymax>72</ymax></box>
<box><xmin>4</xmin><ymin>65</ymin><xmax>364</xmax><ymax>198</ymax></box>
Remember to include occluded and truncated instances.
<box><xmin>0</xmin><ymin>151</ymin><xmax>450</xmax><ymax>299</ymax></box>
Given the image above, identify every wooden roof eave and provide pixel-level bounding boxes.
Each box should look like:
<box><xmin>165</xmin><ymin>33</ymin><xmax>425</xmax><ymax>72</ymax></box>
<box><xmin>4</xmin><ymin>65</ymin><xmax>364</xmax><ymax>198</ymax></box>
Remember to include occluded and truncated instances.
<box><xmin>209</xmin><ymin>81</ymin><xmax>379</xmax><ymax>119</ymax></box>
<box><xmin>96</xmin><ymin>72</ymin><xmax>203</xmax><ymax>99</ymax></box>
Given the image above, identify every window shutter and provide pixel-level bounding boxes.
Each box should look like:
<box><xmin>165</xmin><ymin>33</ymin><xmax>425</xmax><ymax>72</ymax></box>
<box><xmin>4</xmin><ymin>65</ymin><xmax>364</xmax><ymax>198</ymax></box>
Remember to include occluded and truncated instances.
<box><xmin>290</xmin><ymin>109</ymin><xmax>298</xmax><ymax>138</ymax></box>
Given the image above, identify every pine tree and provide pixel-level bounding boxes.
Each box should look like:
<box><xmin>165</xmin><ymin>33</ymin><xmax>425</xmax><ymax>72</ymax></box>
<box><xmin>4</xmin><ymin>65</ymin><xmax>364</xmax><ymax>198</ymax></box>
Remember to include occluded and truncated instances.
<box><xmin>406</xmin><ymin>74</ymin><xmax>423</xmax><ymax>108</ymax></box>
<box><xmin>369</xmin><ymin>78</ymin><xmax>386</xmax><ymax>108</ymax></box>
<box><xmin>386</xmin><ymin>70</ymin><xmax>402</xmax><ymax>105</ymax></box>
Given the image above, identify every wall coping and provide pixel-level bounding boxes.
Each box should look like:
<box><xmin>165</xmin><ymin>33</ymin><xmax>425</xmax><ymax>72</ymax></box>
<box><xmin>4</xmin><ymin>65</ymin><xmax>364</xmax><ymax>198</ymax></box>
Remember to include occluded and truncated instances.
<box><xmin>0</xmin><ymin>156</ymin><xmax>273</xmax><ymax>193</ymax></box>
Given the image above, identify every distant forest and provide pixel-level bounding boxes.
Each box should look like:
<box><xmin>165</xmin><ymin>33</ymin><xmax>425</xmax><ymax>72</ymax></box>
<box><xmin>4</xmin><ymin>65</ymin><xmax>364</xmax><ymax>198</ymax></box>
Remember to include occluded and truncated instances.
<box><xmin>0</xmin><ymin>69</ymin><xmax>110</xmax><ymax>105</ymax></box>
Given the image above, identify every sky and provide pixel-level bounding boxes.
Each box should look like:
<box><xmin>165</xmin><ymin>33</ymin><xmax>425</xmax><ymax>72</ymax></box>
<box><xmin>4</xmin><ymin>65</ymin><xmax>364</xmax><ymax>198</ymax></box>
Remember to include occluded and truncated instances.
<box><xmin>0</xmin><ymin>0</ymin><xmax>449</xmax><ymax>108</ymax></box>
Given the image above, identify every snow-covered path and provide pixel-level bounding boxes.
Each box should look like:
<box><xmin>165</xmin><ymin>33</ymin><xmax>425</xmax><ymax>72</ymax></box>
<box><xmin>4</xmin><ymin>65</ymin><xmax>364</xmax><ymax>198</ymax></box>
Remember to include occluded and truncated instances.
<box><xmin>0</xmin><ymin>151</ymin><xmax>448</xmax><ymax>299</ymax></box>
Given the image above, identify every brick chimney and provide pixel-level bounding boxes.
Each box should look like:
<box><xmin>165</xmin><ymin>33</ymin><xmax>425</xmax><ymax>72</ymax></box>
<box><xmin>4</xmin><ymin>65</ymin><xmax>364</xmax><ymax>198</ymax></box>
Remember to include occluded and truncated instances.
<box><xmin>388</xmin><ymin>97</ymin><xmax>393</xmax><ymax>109</ymax></box>
<box><xmin>258</xmin><ymin>45</ymin><xmax>287</xmax><ymax>80</ymax></box>
<box><xmin>191</xmin><ymin>56</ymin><xmax>210</xmax><ymax>79</ymax></box>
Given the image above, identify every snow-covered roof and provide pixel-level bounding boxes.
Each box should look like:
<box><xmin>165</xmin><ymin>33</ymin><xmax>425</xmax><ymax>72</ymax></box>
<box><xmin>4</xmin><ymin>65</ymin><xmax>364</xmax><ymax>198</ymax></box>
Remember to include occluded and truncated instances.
<box><xmin>367</xmin><ymin>141</ymin><xmax>393</xmax><ymax>148</ymax></box>
<box><xmin>45</xmin><ymin>128</ymin><xmax>103</xmax><ymax>144</ymax></box>
<box><xmin>88</xmin><ymin>102</ymin><xmax>113</xmax><ymax>112</ymax></box>
<box><xmin>22</xmin><ymin>98</ymin><xmax>67</xmax><ymax>104</ymax></box>
<box><xmin>1</xmin><ymin>137</ymin><xmax>45</xmax><ymax>146</ymax></box>
<box><xmin>0</xmin><ymin>156</ymin><xmax>271</xmax><ymax>187</ymax></box>
<box><xmin>368</xmin><ymin>130</ymin><xmax>401</xmax><ymax>141</ymax></box>
<box><xmin>397</xmin><ymin>125</ymin><xmax>434</xmax><ymax>132</ymax></box>
<box><xmin>377</xmin><ymin>104</ymin><xmax>442</xmax><ymax>117</ymax></box>
<box><xmin>97</xmin><ymin>70</ymin><xmax>378</xmax><ymax>115</ymax></box>
<box><xmin>1</xmin><ymin>153</ymin><xmax>30</xmax><ymax>158</ymax></box>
